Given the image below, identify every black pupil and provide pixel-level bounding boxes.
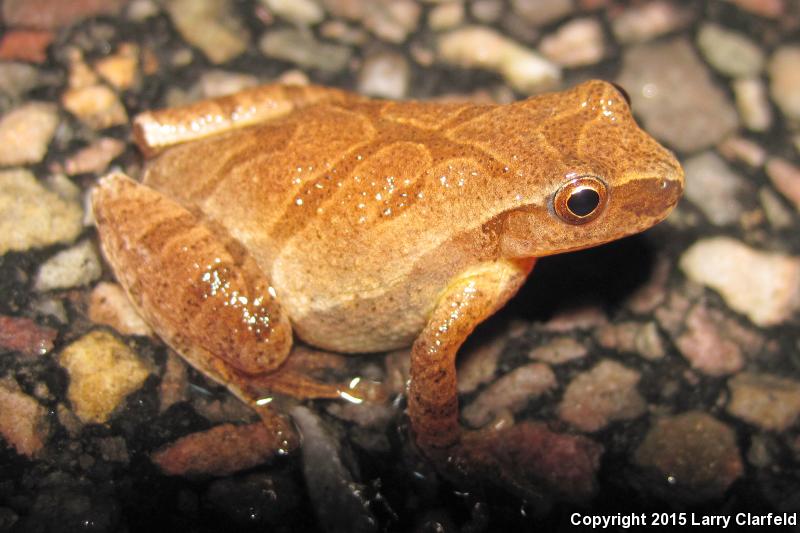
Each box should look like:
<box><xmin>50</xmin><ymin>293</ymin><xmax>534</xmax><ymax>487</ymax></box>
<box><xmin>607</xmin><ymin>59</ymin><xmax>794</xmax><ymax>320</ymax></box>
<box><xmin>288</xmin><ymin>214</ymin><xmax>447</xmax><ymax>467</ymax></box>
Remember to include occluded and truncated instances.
<box><xmin>567</xmin><ymin>188</ymin><xmax>600</xmax><ymax>217</ymax></box>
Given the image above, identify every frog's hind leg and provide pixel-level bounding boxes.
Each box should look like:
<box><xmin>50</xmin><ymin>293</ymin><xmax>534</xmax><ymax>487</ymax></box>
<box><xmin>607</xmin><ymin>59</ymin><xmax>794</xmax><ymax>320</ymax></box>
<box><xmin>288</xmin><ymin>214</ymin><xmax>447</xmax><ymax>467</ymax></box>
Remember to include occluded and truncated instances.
<box><xmin>93</xmin><ymin>172</ymin><xmax>377</xmax><ymax>428</ymax></box>
<box><xmin>93</xmin><ymin>172</ymin><xmax>293</xmax><ymax>382</ymax></box>
<box><xmin>93</xmin><ymin>172</ymin><xmax>301</xmax><ymax>444</ymax></box>
<box><xmin>133</xmin><ymin>84</ymin><xmax>366</xmax><ymax>157</ymax></box>
<box><xmin>408</xmin><ymin>258</ymin><xmax>599</xmax><ymax>502</ymax></box>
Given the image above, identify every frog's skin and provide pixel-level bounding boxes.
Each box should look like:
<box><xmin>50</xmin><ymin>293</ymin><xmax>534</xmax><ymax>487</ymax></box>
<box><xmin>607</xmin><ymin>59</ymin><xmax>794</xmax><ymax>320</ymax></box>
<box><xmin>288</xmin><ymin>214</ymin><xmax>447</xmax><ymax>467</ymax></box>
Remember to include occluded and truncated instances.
<box><xmin>93</xmin><ymin>80</ymin><xmax>683</xmax><ymax>491</ymax></box>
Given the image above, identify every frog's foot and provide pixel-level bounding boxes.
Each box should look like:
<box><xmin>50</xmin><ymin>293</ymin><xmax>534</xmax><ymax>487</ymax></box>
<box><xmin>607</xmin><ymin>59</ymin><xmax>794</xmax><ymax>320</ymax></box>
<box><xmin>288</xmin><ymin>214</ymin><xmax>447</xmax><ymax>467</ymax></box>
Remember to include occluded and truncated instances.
<box><xmin>423</xmin><ymin>422</ymin><xmax>602</xmax><ymax>505</ymax></box>
<box><xmin>238</xmin><ymin>362</ymin><xmax>387</xmax><ymax>404</ymax></box>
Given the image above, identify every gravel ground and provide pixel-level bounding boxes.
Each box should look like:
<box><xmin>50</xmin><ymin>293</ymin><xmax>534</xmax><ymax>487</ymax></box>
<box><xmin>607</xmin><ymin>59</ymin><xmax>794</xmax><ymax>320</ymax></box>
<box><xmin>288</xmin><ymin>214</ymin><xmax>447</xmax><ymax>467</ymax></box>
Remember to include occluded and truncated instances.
<box><xmin>1</xmin><ymin>0</ymin><xmax>800</xmax><ymax>531</ymax></box>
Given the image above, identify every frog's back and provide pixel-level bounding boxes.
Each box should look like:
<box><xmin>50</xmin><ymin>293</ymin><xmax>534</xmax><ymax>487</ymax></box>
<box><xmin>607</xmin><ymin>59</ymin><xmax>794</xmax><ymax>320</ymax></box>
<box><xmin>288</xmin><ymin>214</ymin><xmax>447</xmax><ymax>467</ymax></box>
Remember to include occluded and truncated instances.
<box><xmin>143</xmin><ymin>100</ymin><xmax>517</xmax><ymax>275</ymax></box>
<box><xmin>143</xmin><ymin>98</ymin><xmax>524</xmax><ymax>350</ymax></box>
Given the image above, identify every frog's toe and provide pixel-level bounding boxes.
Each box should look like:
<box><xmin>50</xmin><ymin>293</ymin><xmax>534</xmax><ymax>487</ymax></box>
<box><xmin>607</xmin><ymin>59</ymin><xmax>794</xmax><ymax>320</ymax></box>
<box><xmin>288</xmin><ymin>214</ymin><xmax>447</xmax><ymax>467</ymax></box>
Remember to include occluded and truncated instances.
<box><xmin>428</xmin><ymin>421</ymin><xmax>603</xmax><ymax>506</ymax></box>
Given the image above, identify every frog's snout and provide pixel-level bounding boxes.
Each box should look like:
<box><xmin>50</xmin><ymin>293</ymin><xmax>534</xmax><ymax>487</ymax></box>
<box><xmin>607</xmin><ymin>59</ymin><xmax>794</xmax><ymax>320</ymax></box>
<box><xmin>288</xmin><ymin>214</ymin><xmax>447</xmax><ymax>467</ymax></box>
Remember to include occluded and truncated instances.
<box><xmin>662</xmin><ymin>159</ymin><xmax>685</xmax><ymax>208</ymax></box>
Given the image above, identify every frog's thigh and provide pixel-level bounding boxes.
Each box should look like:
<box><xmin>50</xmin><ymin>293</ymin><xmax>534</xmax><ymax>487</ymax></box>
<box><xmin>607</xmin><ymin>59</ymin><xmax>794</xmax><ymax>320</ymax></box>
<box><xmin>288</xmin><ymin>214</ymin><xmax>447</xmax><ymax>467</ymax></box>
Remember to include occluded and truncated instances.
<box><xmin>134</xmin><ymin>84</ymin><xmax>364</xmax><ymax>156</ymax></box>
<box><xmin>92</xmin><ymin>172</ymin><xmax>293</xmax><ymax>390</ymax></box>
<box><xmin>408</xmin><ymin>258</ymin><xmax>535</xmax><ymax>451</ymax></box>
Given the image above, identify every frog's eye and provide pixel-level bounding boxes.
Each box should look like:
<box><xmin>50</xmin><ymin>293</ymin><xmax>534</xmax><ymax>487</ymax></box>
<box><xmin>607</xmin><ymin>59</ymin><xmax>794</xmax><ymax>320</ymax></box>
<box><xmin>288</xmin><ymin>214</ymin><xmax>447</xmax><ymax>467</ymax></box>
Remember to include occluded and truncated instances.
<box><xmin>552</xmin><ymin>175</ymin><xmax>608</xmax><ymax>225</ymax></box>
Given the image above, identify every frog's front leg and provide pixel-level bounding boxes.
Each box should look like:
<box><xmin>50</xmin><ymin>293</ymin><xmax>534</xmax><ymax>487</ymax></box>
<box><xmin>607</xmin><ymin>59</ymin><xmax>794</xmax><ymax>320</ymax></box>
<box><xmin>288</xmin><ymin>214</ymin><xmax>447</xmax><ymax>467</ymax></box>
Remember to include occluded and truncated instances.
<box><xmin>408</xmin><ymin>259</ymin><xmax>535</xmax><ymax>450</ymax></box>
<box><xmin>133</xmin><ymin>84</ymin><xmax>365</xmax><ymax>156</ymax></box>
<box><xmin>410</xmin><ymin>260</ymin><xmax>602</xmax><ymax>501</ymax></box>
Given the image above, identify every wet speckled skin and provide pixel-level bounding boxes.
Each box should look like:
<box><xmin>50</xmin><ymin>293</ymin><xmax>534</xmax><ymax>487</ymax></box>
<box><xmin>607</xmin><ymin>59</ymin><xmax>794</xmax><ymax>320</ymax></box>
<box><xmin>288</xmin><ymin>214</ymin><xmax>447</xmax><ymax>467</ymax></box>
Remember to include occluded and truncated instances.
<box><xmin>93</xmin><ymin>80</ymin><xmax>683</xmax><ymax>471</ymax></box>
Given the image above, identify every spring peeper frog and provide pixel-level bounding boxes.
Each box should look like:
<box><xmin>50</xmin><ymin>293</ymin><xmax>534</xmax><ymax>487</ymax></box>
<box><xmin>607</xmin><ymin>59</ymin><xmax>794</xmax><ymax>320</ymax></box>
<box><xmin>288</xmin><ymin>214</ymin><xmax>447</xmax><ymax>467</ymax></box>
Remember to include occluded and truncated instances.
<box><xmin>92</xmin><ymin>80</ymin><xmax>683</xmax><ymax>492</ymax></box>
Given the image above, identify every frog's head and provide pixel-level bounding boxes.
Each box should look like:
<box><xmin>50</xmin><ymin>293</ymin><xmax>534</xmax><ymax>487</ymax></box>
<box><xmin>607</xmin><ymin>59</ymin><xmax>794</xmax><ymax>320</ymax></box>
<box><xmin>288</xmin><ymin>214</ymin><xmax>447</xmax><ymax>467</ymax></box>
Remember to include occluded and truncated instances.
<box><xmin>496</xmin><ymin>79</ymin><xmax>684</xmax><ymax>258</ymax></box>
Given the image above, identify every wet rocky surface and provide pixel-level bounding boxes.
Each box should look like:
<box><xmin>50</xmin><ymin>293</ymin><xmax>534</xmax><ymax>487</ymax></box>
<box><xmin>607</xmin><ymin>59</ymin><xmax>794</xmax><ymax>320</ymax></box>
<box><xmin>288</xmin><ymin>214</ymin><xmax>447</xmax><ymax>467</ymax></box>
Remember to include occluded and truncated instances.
<box><xmin>1</xmin><ymin>0</ymin><xmax>800</xmax><ymax>531</ymax></box>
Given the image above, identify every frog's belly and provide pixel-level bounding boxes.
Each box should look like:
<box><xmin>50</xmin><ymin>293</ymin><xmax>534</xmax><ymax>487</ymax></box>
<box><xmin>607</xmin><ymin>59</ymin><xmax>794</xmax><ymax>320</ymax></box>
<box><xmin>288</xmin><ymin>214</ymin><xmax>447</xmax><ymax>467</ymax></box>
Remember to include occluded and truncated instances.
<box><xmin>278</xmin><ymin>279</ymin><xmax>436</xmax><ymax>353</ymax></box>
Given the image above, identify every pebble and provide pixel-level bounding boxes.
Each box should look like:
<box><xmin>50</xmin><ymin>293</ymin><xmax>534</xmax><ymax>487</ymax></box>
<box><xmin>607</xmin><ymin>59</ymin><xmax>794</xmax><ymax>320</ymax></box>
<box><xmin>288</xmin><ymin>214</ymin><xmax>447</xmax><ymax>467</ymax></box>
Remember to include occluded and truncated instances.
<box><xmin>478</xmin><ymin>421</ymin><xmax>603</xmax><ymax>501</ymax></box>
<box><xmin>717</xmin><ymin>136</ymin><xmax>766</xmax><ymax>168</ymax></box>
<box><xmin>633</xmin><ymin>411</ymin><xmax>742</xmax><ymax>501</ymax></box>
<box><xmin>759</xmin><ymin>187</ymin><xmax>794</xmax><ymax>229</ymax></box>
<box><xmin>60</xmin><ymin>137</ymin><xmax>125</xmax><ymax>176</ymax></box>
<box><xmin>96</xmin><ymin>435</ymin><xmax>130</xmax><ymax>464</ymax></box>
<box><xmin>29</xmin><ymin>296</ymin><xmax>68</xmax><ymax>324</ymax></box>
<box><xmin>325</xmin><ymin>400</ymin><xmax>395</xmax><ymax>431</ymax></box>
<box><xmin>733</xmin><ymin>77</ymin><xmax>772</xmax><ymax>132</ymax></box>
<box><xmin>192</xmin><ymin>393</ymin><xmax>255</xmax><ymax>425</ymax></box>
<box><xmin>363</xmin><ymin>1</ymin><xmax>421</xmax><ymax>44</ymax></box>
<box><xmin>766</xmin><ymin>157</ymin><xmax>800</xmax><ymax>212</ymax></box>
<box><xmin>259</xmin><ymin>29</ymin><xmax>351</xmax><ymax>73</ymax></box>
<box><xmin>727</xmin><ymin>372</ymin><xmax>800</xmax><ymax>431</ymax></box>
<box><xmin>0</xmin><ymin>62</ymin><xmax>46</xmax><ymax>102</ymax></box>
<box><xmin>679</xmin><ymin>237</ymin><xmax>800</xmax><ymax>327</ymax></box>
<box><xmin>462</xmin><ymin>363</ymin><xmax>556</xmax><ymax>428</ymax></box>
<box><xmin>88</xmin><ymin>282</ymin><xmax>153</xmax><ymax>337</ymax></box>
<box><xmin>0</xmin><ymin>102</ymin><xmax>59</xmax><ymax>166</ymax></box>
<box><xmin>0</xmin><ymin>378</ymin><xmax>49</xmax><ymax>458</ymax></box>
<box><xmin>674</xmin><ymin>303</ymin><xmax>745</xmax><ymax>376</ymax></box>
<box><xmin>437</xmin><ymin>26</ymin><xmax>561</xmax><ymax>94</ymax></box>
<box><xmin>696</xmin><ymin>23</ymin><xmax>764</xmax><ymax>78</ymax></box>
<box><xmin>357</xmin><ymin>50</ymin><xmax>410</xmax><ymax>99</ymax></box>
<box><xmin>319</xmin><ymin>20</ymin><xmax>368</xmax><ymax>46</ymax></box>
<box><xmin>510</xmin><ymin>0</ymin><xmax>572</xmax><ymax>27</ymax></box>
<box><xmin>2</xmin><ymin>0</ymin><xmax>128</xmax><ymax>30</ymax></box>
<box><xmin>746</xmin><ymin>434</ymin><xmax>776</xmax><ymax>469</ymax></box>
<box><xmin>528</xmin><ymin>336</ymin><xmax>587</xmax><ymax>364</ymax></box>
<box><xmin>62</xmin><ymin>84</ymin><xmax>128</xmax><ymax>130</ymax></box>
<box><xmin>194</xmin><ymin>70</ymin><xmax>260</xmax><ymax>100</ymax></box>
<box><xmin>65</xmin><ymin>47</ymin><xmax>99</xmax><ymax>89</ymax></box>
<box><xmin>626</xmin><ymin>257</ymin><xmax>671</xmax><ymax>314</ymax></box>
<box><xmin>428</xmin><ymin>2</ymin><xmax>464</xmax><ymax>31</ymax></box>
<box><xmin>58</xmin><ymin>330</ymin><xmax>151</xmax><ymax>424</ymax></box>
<box><xmin>290</xmin><ymin>406</ymin><xmax>377</xmax><ymax>531</ymax></box>
<box><xmin>204</xmin><ymin>473</ymin><xmax>300</xmax><ymax>528</ymax></box>
<box><xmin>261</xmin><ymin>0</ymin><xmax>325</xmax><ymax>26</ymax></box>
<box><xmin>540</xmin><ymin>18</ymin><xmax>604</xmax><ymax>68</ymax></box>
<box><xmin>470</xmin><ymin>0</ymin><xmax>503</xmax><ymax>23</ymax></box>
<box><xmin>0</xmin><ymin>30</ymin><xmax>54</xmax><ymax>63</ymax></box>
<box><xmin>276</xmin><ymin>69</ymin><xmax>310</xmax><ymax>86</ymax></box>
<box><xmin>558</xmin><ymin>359</ymin><xmax>647</xmax><ymax>432</ymax></box>
<box><xmin>94</xmin><ymin>43</ymin><xmax>139</xmax><ymax>91</ymax></box>
<box><xmin>45</xmin><ymin>173</ymin><xmax>81</xmax><ymax>204</ymax></box>
<box><xmin>683</xmin><ymin>151</ymin><xmax>750</xmax><ymax>226</ymax></box>
<box><xmin>768</xmin><ymin>46</ymin><xmax>800</xmax><ymax>122</ymax></box>
<box><xmin>456</xmin><ymin>336</ymin><xmax>505</xmax><ymax>394</ymax></box>
<box><xmin>0</xmin><ymin>315</ymin><xmax>57</xmax><ymax>357</ymax></box>
<box><xmin>610</xmin><ymin>1</ymin><xmax>691</xmax><ymax>44</ymax></box>
<box><xmin>34</xmin><ymin>240</ymin><xmax>102</xmax><ymax>292</ymax></box>
<box><xmin>319</xmin><ymin>0</ymin><xmax>364</xmax><ymax>20</ymax></box>
<box><xmin>159</xmin><ymin>352</ymin><xmax>188</xmax><ymax>412</ymax></box>
<box><xmin>125</xmin><ymin>0</ymin><xmax>160</xmax><ymax>21</ymax></box>
<box><xmin>616</xmin><ymin>38</ymin><xmax>738</xmax><ymax>152</ymax></box>
<box><xmin>541</xmin><ymin>305</ymin><xmax>607</xmax><ymax>332</ymax></box>
<box><xmin>723</xmin><ymin>0</ymin><xmax>784</xmax><ymax>18</ymax></box>
<box><xmin>595</xmin><ymin>321</ymin><xmax>665</xmax><ymax>360</ymax></box>
<box><xmin>152</xmin><ymin>422</ymin><xmax>286</xmax><ymax>476</ymax></box>
<box><xmin>0</xmin><ymin>169</ymin><xmax>83</xmax><ymax>255</ymax></box>
<box><xmin>164</xmin><ymin>0</ymin><xmax>249</xmax><ymax>64</ymax></box>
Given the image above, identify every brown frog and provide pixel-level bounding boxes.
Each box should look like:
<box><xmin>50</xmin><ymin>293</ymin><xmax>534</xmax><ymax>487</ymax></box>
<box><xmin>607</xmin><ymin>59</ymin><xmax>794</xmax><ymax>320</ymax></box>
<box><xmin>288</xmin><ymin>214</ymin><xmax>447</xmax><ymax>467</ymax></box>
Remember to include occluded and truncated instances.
<box><xmin>92</xmin><ymin>80</ymin><xmax>683</xmax><ymax>493</ymax></box>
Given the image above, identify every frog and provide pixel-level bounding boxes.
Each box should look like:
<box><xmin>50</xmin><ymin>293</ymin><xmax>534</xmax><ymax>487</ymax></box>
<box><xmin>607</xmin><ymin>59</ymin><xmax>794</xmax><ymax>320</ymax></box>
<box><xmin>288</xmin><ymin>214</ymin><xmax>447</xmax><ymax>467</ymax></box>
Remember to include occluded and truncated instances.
<box><xmin>92</xmin><ymin>80</ymin><xmax>683</xmax><ymax>495</ymax></box>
